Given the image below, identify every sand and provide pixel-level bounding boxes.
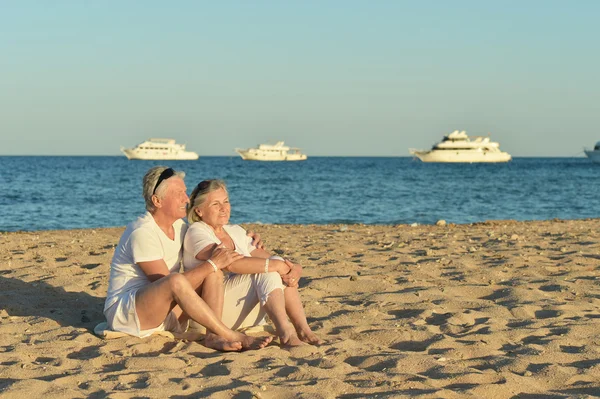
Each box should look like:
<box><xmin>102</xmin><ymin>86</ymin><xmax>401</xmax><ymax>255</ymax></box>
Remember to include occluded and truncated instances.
<box><xmin>1</xmin><ymin>219</ymin><xmax>600</xmax><ymax>398</ymax></box>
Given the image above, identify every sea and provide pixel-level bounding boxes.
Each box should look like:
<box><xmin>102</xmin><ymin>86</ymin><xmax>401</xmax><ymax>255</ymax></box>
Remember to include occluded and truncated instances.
<box><xmin>1</xmin><ymin>156</ymin><xmax>599</xmax><ymax>232</ymax></box>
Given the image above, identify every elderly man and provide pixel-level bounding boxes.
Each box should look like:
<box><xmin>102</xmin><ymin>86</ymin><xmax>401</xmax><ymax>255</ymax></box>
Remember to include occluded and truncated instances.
<box><xmin>104</xmin><ymin>166</ymin><xmax>272</xmax><ymax>351</ymax></box>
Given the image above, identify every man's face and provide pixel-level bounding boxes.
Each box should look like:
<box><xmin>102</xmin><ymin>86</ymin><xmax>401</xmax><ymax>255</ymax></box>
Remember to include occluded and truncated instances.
<box><xmin>160</xmin><ymin>177</ymin><xmax>189</xmax><ymax>219</ymax></box>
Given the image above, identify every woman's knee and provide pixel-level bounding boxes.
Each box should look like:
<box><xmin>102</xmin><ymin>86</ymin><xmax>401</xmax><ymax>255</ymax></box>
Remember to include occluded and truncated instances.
<box><xmin>262</xmin><ymin>271</ymin><xmax>283</xmax><ymax>284</ymax></box>
<box><xmin>205</xmin><ymin>268</ymin><xmax>225</xmax><ymax>284</ymax></box>
<box><xmin>254</xmin><ymin>272</ymin><xmax>284</xmax><ymax>304</ymax></box>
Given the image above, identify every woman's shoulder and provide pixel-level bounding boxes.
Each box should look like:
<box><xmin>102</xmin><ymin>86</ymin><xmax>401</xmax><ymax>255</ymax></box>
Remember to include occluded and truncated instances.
<box><xmin>186</xmin><ymin>221</ymin><xmax>219</xmax><ymax>240</ymax></box>
<box><xmin>224</xmin><ymin>224</ymin><xmax>247</xmax><ymax>235</ymax></box>
<box><xmin>224</xmin><ymin>224</ymin><xmax>251</xmax><ymax>244</ymax></box>
<box><xmin>188</xmin><ymin>221</ymin><xmax>212</xmax><ymax>232</ymax></box>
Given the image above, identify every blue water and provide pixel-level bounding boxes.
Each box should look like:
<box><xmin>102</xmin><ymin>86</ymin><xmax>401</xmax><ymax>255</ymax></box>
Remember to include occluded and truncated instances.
<box><xmin>1</xmin><ymin>156</ymin><xmax>599</xmax><ymax>232</ymax></box>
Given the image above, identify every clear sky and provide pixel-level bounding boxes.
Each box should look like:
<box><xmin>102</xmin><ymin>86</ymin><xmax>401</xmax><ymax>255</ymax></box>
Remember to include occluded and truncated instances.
<box><xmin>1</xmin><ymin>1</ymin><xmax>598</xmax><ymax>156</ymax></box>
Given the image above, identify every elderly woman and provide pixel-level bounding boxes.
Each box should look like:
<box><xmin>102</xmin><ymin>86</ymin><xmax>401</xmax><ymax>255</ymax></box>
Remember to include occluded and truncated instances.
<box><xmin>104</xmin><ymin>166</ymin><xmax>272</xmax><ymax>351</ymax></box>
<box><xmin>183</xmin><ymin>179</ymin><xmax>321</xmax><ymax>347</ymax></box>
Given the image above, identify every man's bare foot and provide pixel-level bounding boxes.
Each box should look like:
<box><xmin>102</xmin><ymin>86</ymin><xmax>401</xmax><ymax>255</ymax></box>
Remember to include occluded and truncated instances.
<box><xmin>298</xmin><ymin>330</ymin><xmax>323</xmax><ymax>345</ymax></box>
<box><xmin>280</xmin><ymin>333</ymin><xmax>307</xmax><ymax>347</ymax></box>
<box><xmin>236</xmin><ymin>333</ymin><xmax>273</xmax><ymax>350</ymax></box>
<box><xmin>204</xmin><ymin>333</ymin><xmax>243</xmax><ymax>352</ymax></box>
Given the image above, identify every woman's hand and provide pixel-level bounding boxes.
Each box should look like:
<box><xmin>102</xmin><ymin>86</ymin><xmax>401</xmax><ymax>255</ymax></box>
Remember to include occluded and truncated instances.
<box><xmin>209</xmin><ymin>245</ymin><xmax>244</xmax><ymax>269</ymax></box>
<box><xmin>281</xmin><ymin>259</ymin><xmax>302</xmax><ymax>288</ymax></box>
<box><xmin>247</xmin><ymin>230</ymin><xmax>266</xmax><ymax>250</ymax></box>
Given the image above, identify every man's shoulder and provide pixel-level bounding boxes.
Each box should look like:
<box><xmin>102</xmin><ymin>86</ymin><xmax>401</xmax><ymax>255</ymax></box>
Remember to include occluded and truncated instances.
<box><xmin>127</xmin><ymin>212</ymin><xmax>153</xmax><ymax>228</ymax></box>
<box><xmin>125</xmin><ymin>213</ymin><xmax>158</xmax><ymax>239</ymax></box>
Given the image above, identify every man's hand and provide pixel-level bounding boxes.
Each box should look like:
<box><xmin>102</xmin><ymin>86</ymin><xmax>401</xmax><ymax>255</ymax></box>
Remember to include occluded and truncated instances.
<box><xmin>281</xmin><ymin>259</ymin><xmax>302</xmax><ymax>288</ymax></box>
<box><xmin>209</xmin><ymin>245</ymin><xmax>244</xmax><ymax>269</ymax></box>
<box><xmin>247</xmin><ymin>230</ymin><xmax>266</xmax><ymax>250</ymax></box>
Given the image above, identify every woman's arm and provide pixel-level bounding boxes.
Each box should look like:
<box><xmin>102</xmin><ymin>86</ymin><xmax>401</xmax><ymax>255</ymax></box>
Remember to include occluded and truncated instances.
<box><xmin>280</xmin><ymin>259</ymin><xmax>302</xmax><ymax>288</ymax></box>
<box><xmin>249</xmin><ymin>247</ymin><xmax>271</xmax><ymax>259</ymax></box>
<box><xmin>226</xmin><ymin>256</ymin><xmax>290</xmax><ymax>275</ymax></box>
<box><xmin>249</xmin><ymin>247</ymin><xmax>303</xmax><ymax>283</ymax></box>
<box><xmin>193</xmin><ymin>243</ymin><xmax>288</xmax><ymax>275</ymax></box>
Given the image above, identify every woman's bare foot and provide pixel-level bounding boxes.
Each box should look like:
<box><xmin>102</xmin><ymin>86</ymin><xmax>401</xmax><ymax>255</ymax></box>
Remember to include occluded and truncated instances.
<box><xmin>204</xmin><ymin>332</ymin><xmax>243</xmax><ymax>352</ymax></box>
<box><xmin>280</xmin><ymin>332</ymin><xmax>307</xmax><ymax>347</ymax></box>
<box><xmin>298</xmin><ymin>330</ymin><xmax>323</xmax><ymax>345</ymax></box>
<box><xmin>236</xmin><ymin>333</ymin><xmax>273</xmax><ymax>350</ymax></box>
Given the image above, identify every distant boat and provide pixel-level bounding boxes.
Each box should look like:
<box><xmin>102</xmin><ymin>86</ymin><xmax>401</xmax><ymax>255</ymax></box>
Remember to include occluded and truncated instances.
<box><xmin>120</xmin><ymin>138</ymin><xmax>199</xmax><ymax>160</ymax></box>
<box><xmin>235</xmin><ymin>141</ymin><xmax>307</xmax><ymax>161</ymax></box>
<box><xmin>584</xmin><ymin>142</ymin><xmax>600</xmax><ymax>163</ymax></box>
<box><xmin>409</xmin><ymin>130</ymin><xmax>512</xmax><ymax>163</ymax></box>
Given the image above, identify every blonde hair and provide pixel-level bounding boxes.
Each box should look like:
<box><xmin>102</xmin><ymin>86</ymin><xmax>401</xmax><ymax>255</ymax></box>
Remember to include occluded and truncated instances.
<box><xmin>187</xmin><ymin>179</ymin><xmax>227</xmax><ymax>223</ymax></box>
<box><xmin>142</xmin><ymin>166</ymin><xmax>186</xmax><ymax>212</ymax></box>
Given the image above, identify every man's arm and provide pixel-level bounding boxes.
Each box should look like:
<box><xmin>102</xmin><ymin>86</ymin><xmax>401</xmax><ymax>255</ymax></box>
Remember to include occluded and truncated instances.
<box><xmin>137</xmin><ymin>259</ymin><xmax>171</xmax><ymax>282</ymax></box>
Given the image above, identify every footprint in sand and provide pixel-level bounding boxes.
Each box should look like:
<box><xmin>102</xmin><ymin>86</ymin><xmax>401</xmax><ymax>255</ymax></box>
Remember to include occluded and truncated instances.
<box><xmin>560</xmin><ymin>345</ymin><xmax>585</xmax><ymax>354</ymax></box>
<box><xmin>387</xmin><ymin>309</ymin><xmax>425</xmax><ymax>319</ymax></box>
<box><xmin>344</xmin><ymin>355</ymin><xmax>398</xmax><ymax>372</ymax></box>
<box><xmin>81</xmin><ymin>263</ymin><xmax>101</xmax><ymax>270</ymax></box>
<box><xmin>390</xmin><ymin>335</ymin><xmax>444</xmax><ymax>352</ymax></box>
<box><xmin>534</xmin><ymin>309</ymin><xmax>562</xmax><ymax>319</ymax></box>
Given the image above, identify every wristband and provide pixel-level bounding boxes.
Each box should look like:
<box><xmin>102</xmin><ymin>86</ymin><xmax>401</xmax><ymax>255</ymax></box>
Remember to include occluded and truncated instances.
<box><xmin>264</xmin><ymin>258</ymin><xmax>269</xmax><ymax>273</ymax></box>
<box><xmin>207</xmin><ymin>259</ymin><xmax>218</xmax><ymax>272</ymax></box>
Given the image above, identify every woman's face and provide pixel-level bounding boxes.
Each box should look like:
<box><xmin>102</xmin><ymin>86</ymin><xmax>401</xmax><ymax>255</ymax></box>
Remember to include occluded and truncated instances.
<box><xmin>196</xmin><ymin>187</ymin><xmax>231</xmax><ymax>227</ymax></box>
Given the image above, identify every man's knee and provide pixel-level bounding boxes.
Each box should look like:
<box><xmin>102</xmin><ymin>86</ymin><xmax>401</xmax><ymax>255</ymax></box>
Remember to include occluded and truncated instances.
<box><xmin>167</xmin><ymin>273</ymin><xmax>190</xmax><ymax>293</ymax></box>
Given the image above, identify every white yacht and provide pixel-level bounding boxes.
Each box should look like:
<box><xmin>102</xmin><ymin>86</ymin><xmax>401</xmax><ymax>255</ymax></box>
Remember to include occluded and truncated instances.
<box><xmin>235</xmin><ymin>141</ymin><xmax>307</xmax><ymax>161</ymax></box>
<box><xmin>584</xmin><ymin>142</ymin><xmax>600</xmax><ymax>163</ymax></box>
<box><xmin>409</xmin><ymin>130</ymin><xmax>512</xmax><ymax>163</ymax></box>
<box><xmin>121</xmin><ymin>138</ymin><xmax>199</xmax><ymax>160</ymax></box>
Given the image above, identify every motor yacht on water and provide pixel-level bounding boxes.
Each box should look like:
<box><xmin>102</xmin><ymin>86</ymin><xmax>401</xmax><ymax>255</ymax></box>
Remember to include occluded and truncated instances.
<box><xmin>235</xmin><ymin>141</ymin><xmax>307</xmax><ymax>161</ymax></box>
<box><xmin>409</xmin><ymin>130</ymin><xmax>512</xmax><ymax>163</ymax></box>
<box><xmin>584</xmin><ymin>142</ymin><xmax>600</xmax><ymax>164</ymax></box>
<box><xmin>120</xmin><ymin>138</ymin><xmax>199</xmax><ymax>160</ymax></box>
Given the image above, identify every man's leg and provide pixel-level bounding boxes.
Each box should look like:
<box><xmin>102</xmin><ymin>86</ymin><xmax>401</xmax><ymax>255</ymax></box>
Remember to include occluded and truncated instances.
<box><xmin>135</xmin><ymin>273</ymin><xmax>271</xmax><ymax>350</ymax></box>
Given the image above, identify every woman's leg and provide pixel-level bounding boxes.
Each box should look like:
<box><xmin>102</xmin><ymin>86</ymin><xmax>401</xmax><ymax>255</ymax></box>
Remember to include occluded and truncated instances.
<box><xmin>283</xmin><ymin>286</ymin><xmax>322</xmax><ymax>345</ymax></box>
<box><xmin>135</xmin><ymin>273</ymin><xmax>271</xmax><ymax>350</ymax></box>
<box><xmin>221</xmin><ymin>273</ymin><xmax>267</xmax><ymax>329</ymax></box>
<box><xmin>223</xmin><ymin>272</ymin><xmax>304</xmax><ymax>346</ymax></box>
<box><xmin>252</xmin><ymin>272</ymin><xmax>305</xmax><ymax>347</ymax></box>
<box><xmin>261</xmin><ymin>288</ymin><xmax>305</xmax><ymax>346</ymax></box>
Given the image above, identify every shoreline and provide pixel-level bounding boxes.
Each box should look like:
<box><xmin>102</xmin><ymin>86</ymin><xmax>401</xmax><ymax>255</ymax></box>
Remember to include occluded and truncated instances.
<box><xmin>2</xmin><ymin>218</ymin><xmax>600</xmax><ymax>397</ymax></box>
<box><xmin>3</xmin><ymin>216</ymin><xmax>600</xmax><ymax>235</ymax></box>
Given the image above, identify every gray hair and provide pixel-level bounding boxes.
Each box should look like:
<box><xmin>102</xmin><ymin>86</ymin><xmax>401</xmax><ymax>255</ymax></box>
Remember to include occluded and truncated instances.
<box><xmin>142</xmin><ymin>166</ymin><xmax>186</xmax><ymax>212</ymax></box>
<box><xmin>187</xmin><ymin>179</ymin><xmax>227</xmax><ymax>223</ymax></box>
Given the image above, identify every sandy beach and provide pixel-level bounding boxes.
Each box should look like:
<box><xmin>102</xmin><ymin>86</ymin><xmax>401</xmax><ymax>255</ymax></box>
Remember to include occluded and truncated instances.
<box><xmin>2</xmin><ymin>219</ymin><xmax>600</xmax><ymax>398</ymax></box>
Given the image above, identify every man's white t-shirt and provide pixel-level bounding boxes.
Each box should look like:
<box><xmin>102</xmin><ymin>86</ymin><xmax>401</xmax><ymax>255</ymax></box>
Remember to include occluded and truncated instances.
<box><xmin>105</xmin><ymin>212</ymin><xmax>187</xmax><ymax>311</ymax></box>
<box><xmin>182</xmin><ymin>221</ymin><xmax>255</xmax><ymax>271</ymax></box>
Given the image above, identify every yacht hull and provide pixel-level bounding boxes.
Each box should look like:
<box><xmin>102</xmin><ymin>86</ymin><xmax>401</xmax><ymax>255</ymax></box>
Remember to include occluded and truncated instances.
<box><xmin>584</xmin><ymin>150</ymin><xmax>600</xmax><ymax>163</ymax></box>
<box><xmin>121</xmin><ymin>148</ymin><xmax>199</xmax><ymax>160</ymax></box>
<box><xmin>410</xmin><ymin>150</ymin><xmax>512</xmax><ymax>163</ymax></box>
<box><xmin>235</xmin><ymin>149</ymin><xmax>307</xmax><ymax>161</ymax></box>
